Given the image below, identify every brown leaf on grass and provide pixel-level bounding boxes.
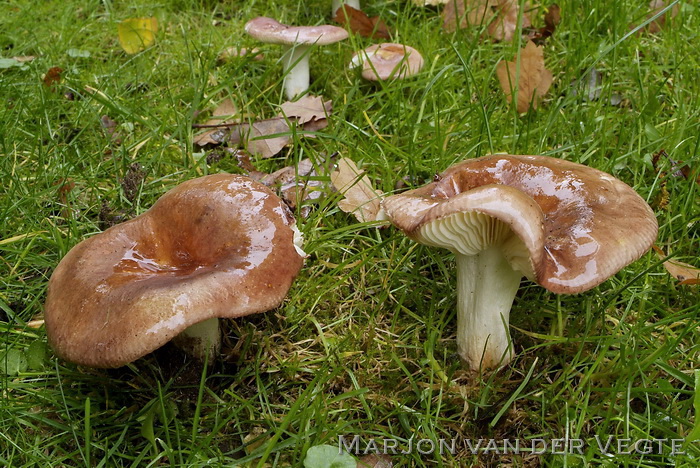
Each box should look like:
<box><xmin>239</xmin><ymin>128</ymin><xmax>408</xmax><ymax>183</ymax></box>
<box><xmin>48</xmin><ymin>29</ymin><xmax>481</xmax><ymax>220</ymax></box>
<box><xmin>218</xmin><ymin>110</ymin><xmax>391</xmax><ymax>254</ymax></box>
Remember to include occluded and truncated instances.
<box><xmin>527</xmin><ymin>3</ymin><xmax>561</xmax><ymax>43</ymax></box>
<box><xmin>12</xmin><ymin>55</ymin><xmax>36</xmax><ymax>63</ymax></box>
<box><xmin>239</xmin><ymin>156</ymin><xmax>331</xmax><ymax>217</ymax></box>
<box><xmin>653</xmin><ymin>246</ymin><xmax>700</xmax><ymax>285</ymax></box>
<box><xmin>496</xmin><ymin>40</ymin><xmax>552</xmax><ymax>113</ymax></box>
<box><xmin>194</xmin><ymin>95</ymin><xmax>332</xmax><ymax>157</ymax></box>
<box><xmin>330</xmin><ymin>158</ymin><xmax>384</xmax><ymax>223</ymax></box>
<box><xmin>357</xmin><ymin>454</ymin><xmax>393</xmax><ymax>468</ymax></box>
<box><xmin>442</xmin><ymin>0</ymin><xmax>530</xmax><ymax>41</ymax></box>
<box><xmin>333</xmin><ymin>5</ymin><xmax>391</xmax><ymax>39</ymax></box>
<box><xmin>488</xmin><ymin>0</ymin><xmax>532</xmax><ymax>41</ymax></box>
<box><xmin>544</xmin><ymin>4</ymin><xmax>562</xmax><ymax>31</ymax></box>
<box><xmin>43</xmin><ymin>66</ymin><xmax>63</xmax><ymax>90</ymax></box>
<box><xmin>646</xmin><ymin>0</ymin><xmax>679</xmax><ymax>34</ymax></box>
<box><xmin>442</xmin><ymin>0</ymin><xmax>499</xmax><ymax>33</ymax></box>
<box><xmin>193</xmin><ymin>98</ymin><xmax>240</xmax><ymax>146</ymax></box>
<box><xmin>651</xmin><ymin>149</ymin><xmax>700</xmax><ymax>186</ymax></box>
<box><xmin>279</xmin><ymin>95</ymin><xmax>332</xmax><ymax>125</ymax></box>
<box><xmin>260</xmin><ymin>158</ymin><xmax>327</xmax><ymax>215</ymax></box>
<box><xmin>227</xmin><ymin>118</ymin><xmax>292</xmax><ymax>159</ymax></box>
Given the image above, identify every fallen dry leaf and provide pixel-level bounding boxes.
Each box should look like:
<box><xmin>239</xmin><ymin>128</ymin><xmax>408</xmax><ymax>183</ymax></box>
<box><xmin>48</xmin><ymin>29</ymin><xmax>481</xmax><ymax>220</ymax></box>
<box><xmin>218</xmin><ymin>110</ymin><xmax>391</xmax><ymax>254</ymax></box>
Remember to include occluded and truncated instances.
<box><xmin>118</xmin><ymin>17</ymin><xmax>158</xmax><ymax>54</ymax></box>
<box><xmin>279</xmin><ymin>95</ymin><xmax>332</xmax><ymax>125</ymax></box>
<box><xmin>194</xmin><ymin>95</ymin><xmax>332</xmax><ymax>157</ymax></box>
<box><xmin>496</xmin><ymin>40</ymin><xmax>552</xmax><ymax>113</ymax></box>
<box><xmin>192</xmin><ymin>98</ymin><xmax>240</xmax><ymax>146</ymax></box>
<box><xmin>238</xmin><ymin>155</ymin><xmax>332</xmax><ymax>217</ymax></box>
<box><xmin>334</xmin><ymin>5</ymin><xmax>391</xmax><ymax>39</ymax></box>
<box><xmin>357</xmin><ymin>453</ymin><xmax>393</xmax><ymax>468</ymax></box>
<box><xmin>544</xmin><ymin>4</ymin><xmax>561</xmax><ymax>32</ymax></box>
<box><xmin>12</xmin><ymin>55</ymin><xmax>36</xmax><ymax>63</ymax></box>
<box><xmin>330</xmin><ymin>158</ymin><xmax>383</xmax><ymax>223</ymax></box>
<box><xmin>43</xmin><ymin>66</ymin><xmax>63</xmax><ymax>90</ymax></box>
<box><xmin>260</xmin><ymin>158</ymin><xmax>327</xmax><ymax>215</ymax></box>
<box><xmin>653</xmin><ymin>246</ymin><xmax>700</xmax><ymax>285</ymax></box>
<box><xmin>229</xmin><ymin>118</ymin><xmax>292</xmax><ymax>159</ymax></box>
<box><xmin>527</xmin><ymin>3</ymin><xmax>561</xmax><ymax>43</ymax></box>
<box><xmin>646</xmin><ymin>0</ymin><xmax>679</xmax><ymax>34</ymax></box>
<box><xmin>442</xmin><ymin>0</ymin><xmax>498</xmax><ymax>33</ymax></box>
<box><xmin>488</xmin><ymin>0</ymin><xmax>532</xmax><ymax>41</ymax></box>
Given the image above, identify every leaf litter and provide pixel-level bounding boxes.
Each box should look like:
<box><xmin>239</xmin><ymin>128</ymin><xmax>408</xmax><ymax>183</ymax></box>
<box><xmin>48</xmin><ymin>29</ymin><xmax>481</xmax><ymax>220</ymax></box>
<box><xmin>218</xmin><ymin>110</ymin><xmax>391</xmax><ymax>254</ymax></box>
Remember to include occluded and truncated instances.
<box><xmin>194</xmin><ymin>95</ymin><xmax>331</xmax><ymax>159</ymax></box>
<box><xmin>333</xmin><ymin>5</ymin><xmax>392</xmax><ymax>40</ymax></box>
<box><xmin>496</xmin><ymin>40</ymin><xmax>552</xmax><ymax>113</ymax></box>
<box><xmin>330</xmin><ymin>158</ymin><xmax>384</xmax><ymax>223</ymax></box>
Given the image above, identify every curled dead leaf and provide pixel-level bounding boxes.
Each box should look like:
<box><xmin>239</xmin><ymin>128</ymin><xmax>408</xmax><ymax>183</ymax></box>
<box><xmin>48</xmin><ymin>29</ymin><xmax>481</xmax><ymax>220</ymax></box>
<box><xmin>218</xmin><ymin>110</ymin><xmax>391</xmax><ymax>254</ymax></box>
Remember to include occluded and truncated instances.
<box><xmin>653</xmin><ymin>246</ymin><xmax>700</xmax><ymax>285</ymax></box>
<box><xmin>488</xmin><ymin>0</ymin><xmax>531</xmax><ymax>42</ymax></box>
<box><xmin>43</xmin><ymin>66</ymin><xmax>63</xmax><ymax>90</ymax></box>
<box><xmin>496</xmin><ymin>40</ymin><xmax>552</xmax><ymax>113</ymax></box>
<box><xmin>334</xmin><ymin>5</ymin><xmax>391</xmax><ymax>39</ymax></box>
<box><xmin>357</xmin><ymin>453</ymin><xmax>393</xmax><ymax>468</ymax></box>
<box><xmin>330</xmin><ymin>158</ymin><xmax>384</xmax><ymax>223</ymax></box>
<box><xmin>194</xmin><ymin>95</ymin><xmax>332</xmax><ymax>158</ymax></box>
<box><xmin>442</xmin><ymin>0</ymin><xmax>499</xmax><ymax>33</ymax></box>
<box><xmin>279</xmin><ymin>95</ymin><xmax>332</xmax><ymax>125</ymax></box>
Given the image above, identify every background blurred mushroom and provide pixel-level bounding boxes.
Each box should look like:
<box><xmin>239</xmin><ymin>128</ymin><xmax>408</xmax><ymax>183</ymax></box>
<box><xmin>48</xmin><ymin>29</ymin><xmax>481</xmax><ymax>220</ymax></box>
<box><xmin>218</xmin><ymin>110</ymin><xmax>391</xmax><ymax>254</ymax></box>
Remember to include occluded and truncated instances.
<box><xmin>44</xmin><ymin>174</ymin><xmax>305</xmax><ymax>368</ymax></box>
<box><xmin>245</xmin><ymin>17</ymin><xmax>348</xmax><ymax>99</ymax></box>
<box><xmin>379</xmin><ymin>155</ymin><xmax>658</xmax><ymax>370</ymax></box>
<box><xmin>349</xmin><ymin>43</ymin><xmax>424</xmax><ymax>81</ymax></box>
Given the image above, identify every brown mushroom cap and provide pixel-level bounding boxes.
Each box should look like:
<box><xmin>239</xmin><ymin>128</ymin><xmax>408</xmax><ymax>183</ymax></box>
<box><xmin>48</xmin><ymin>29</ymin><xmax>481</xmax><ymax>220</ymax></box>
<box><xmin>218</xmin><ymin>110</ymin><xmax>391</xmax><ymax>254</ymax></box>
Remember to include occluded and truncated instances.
<box><xmin>44</xmin><ymin>174</ymin><xmax>305</xmax><ymax>368</ymax></box>
<box><xmin>381</xmin><ymin>154</ymin><xmax>658</xmax><ymax>293</ymax></box>
<box><xmin>245</xmin><ymin>17</ymin><xmax>349</xmax><ymax>46</ymax></box>
<box><xmin>350</xmin><ymin>43</ymin><xmax>424</xmax><ymax>81</ymax></box>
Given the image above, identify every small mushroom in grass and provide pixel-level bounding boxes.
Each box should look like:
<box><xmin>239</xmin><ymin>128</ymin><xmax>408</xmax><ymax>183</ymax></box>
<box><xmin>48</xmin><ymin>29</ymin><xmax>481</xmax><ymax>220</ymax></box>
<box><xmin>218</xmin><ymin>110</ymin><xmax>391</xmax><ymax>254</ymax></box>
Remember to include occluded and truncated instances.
<box><xmin>379</xmin><ymin>155</ymin><xmax>658</xmax><ymax>370</ymax></box>
<box><xmin>245</xmin><ymin>17</ymin><xmax>348</xmax><ymax>99</ymax></box>
<box><xmin>44</xmin><ymin>174</ymin><xmax>305</xmax><ymax>368</ymax></box>
<box><xmin>350</xmin><ymin>43</ymin><xmax>424</xmax><ymax>81</ymax></box>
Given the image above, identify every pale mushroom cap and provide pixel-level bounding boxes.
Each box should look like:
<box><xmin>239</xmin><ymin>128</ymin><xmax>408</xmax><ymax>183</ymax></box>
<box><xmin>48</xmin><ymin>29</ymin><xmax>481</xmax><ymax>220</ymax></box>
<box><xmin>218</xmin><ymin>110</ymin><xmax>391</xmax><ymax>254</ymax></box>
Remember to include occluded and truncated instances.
<box><xmin>44</xmin><ymin>174</ymin><xmax>305</xmax><ymax>368</ymax></box>
<box><xmin>381</xmin><ymin>154</ymin><xmax>658</xmax><ymax>293</ymax></box>
<box><xmin>350</xmin><ymin>43</ymin><xmax>424</xmax><ymax>81</ymax></box>
<box><xmin>245</xmin><ymin>17</ymin><xmax>349</xmax><ymax>46</ymax></box>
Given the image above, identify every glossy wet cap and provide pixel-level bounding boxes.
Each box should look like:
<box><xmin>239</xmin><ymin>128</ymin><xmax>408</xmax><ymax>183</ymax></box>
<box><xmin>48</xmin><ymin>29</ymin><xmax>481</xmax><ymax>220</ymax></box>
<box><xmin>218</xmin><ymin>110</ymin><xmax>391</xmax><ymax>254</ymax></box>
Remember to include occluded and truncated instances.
<box><xmin>245</xmin><ymin>17</ymin><xmax>349</xmax><ymax>46</ymax></box>
<box><xmin>350</xmin><ymin>43</ymin><xmax>424</xmax><ymax>81</ymax></box>
<box><xmin>44</xmin><ymin>174</ymin><xmax>305</xmax><ymax>368</ymax></box>
<box><xmin>381</xmin><ymin>155</ymin><xmax>658</xmax><ymax>293</ymax></box>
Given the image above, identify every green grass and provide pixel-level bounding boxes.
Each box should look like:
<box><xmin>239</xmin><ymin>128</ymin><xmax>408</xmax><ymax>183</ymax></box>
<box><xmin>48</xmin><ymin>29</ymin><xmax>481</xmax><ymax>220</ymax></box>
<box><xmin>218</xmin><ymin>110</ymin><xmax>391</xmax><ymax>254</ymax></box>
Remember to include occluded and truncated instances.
<box><xmin>1</xmin><ymin>0</ymin><xmax>698</xmax><ymax>466</ymax></box>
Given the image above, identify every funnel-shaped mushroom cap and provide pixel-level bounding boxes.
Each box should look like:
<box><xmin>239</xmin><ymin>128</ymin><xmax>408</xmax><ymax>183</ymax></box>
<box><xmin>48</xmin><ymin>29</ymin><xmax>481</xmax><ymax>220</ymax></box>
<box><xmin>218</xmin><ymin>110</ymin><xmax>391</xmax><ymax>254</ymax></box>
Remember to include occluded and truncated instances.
<box><xmin>350</xmin><ymin>43</ymin><xmax>424</xmax><ymax>81</ymax></box>
<box><xmin>245</xmin><ymin>17</ymin><xmax>349</xmax><ymax>46</ymax></box>
<box><xmin>382</xmin><ymin>154</ymin><xmax>658</xmax><ymax>293</ymax></box>
<box><xmin>45</xmin><ymin>174</ymin><xmax>305</xmax><ymax>368</ymax></box>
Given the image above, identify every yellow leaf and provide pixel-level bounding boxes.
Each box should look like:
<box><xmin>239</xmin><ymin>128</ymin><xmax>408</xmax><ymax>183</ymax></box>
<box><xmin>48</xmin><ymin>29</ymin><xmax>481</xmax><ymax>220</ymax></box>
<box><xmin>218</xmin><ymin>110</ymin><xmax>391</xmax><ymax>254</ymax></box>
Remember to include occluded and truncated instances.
<box><xmin>118</xmin><ymin>17</ymin><xmax>158</xmax><ymax>54</ymax></box>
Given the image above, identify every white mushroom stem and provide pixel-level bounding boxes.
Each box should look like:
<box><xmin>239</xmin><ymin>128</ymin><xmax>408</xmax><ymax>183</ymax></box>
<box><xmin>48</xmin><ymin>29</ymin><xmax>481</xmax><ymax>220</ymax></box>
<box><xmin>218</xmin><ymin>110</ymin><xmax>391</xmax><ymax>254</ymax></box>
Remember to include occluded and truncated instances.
<box><xmin>455</xmin><ymin>246</ymin><xmax>522</xmax><ymax>369</ymax></box>
<box><xmin>172</xmin><ymin>317</ymin><xmax>221</xmax><ymax>363</ymax></box>
<box><xmin>332</xmin><ymin>0</ymin><xmax>361</xmax><ymax>15</ymax></box>
<box><xmin>281</xmin><ymin>45</ymin><xmax>311</xmax><ymax>99</ymax></box>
